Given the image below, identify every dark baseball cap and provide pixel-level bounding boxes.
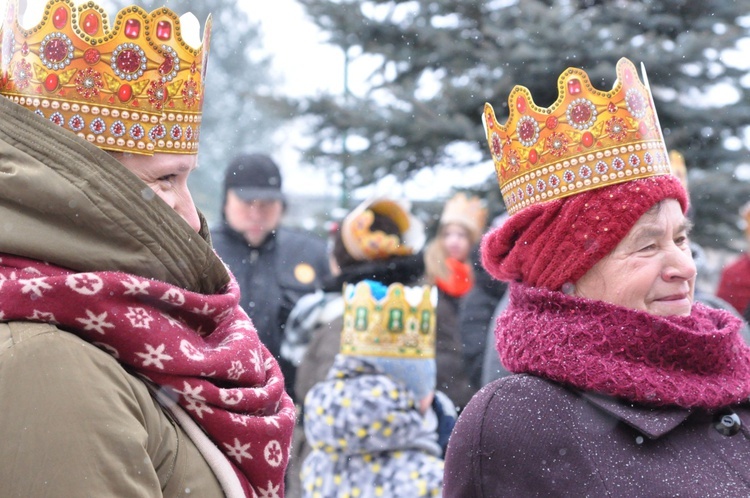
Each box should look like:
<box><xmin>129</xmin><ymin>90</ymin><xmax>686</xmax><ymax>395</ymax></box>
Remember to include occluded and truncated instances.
<box><xmin>224</xmin><ymin>153</ymin><xmax>285</xmax><ymax>202</ymax></box>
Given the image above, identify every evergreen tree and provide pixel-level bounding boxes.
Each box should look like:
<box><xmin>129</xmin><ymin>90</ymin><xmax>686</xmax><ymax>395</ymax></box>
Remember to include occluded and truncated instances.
<box><xmin>293</xmin><ymin>0</ymin><xmax>750</xmax><ymax>247</ymax></box>
<box><xmin>107</xmin><ymin>0</ymin><xmax>280</xmax><ymax>222</ymax></box>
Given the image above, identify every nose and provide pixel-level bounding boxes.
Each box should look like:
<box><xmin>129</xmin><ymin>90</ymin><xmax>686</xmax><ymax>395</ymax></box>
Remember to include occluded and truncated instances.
<box><xmin>175</xmin><ymin>185</ymin><xmax>201</xmax><ymax>233</ymax></box>
<box><xmin>663</xmin><ymin>244</ymin><xmax>697</xmax><ymax>282</ymax></box>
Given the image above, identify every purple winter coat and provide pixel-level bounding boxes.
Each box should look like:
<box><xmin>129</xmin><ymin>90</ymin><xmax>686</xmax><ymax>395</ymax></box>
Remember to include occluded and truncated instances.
<box><xmin>443</xmin><ymin>374</ymin><xmax>750</xmax><ymax>497</ymax></box>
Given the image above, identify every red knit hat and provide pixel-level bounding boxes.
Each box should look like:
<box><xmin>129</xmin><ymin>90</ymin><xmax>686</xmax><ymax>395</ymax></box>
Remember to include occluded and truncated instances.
<box><xmin>481</xmin><ymin>175</ymin><xmax>688</xmax><ymax>291</ymax></box>
<box><xmin>479</xmin><ymin>58</ymin><xmax>688</xmax><ymax>290</ymax></box>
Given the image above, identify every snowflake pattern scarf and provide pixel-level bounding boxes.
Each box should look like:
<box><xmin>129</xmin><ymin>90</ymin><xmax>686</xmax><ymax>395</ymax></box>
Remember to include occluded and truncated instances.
<box><xmin>498</xmin><ymin>283</ymin><xmax>750</xmax><ymax>410</ymax></box>
<box><xmin>0</xmin><ymin>254</ymin><xmax>294</xmax><ymax>498</ymax></box>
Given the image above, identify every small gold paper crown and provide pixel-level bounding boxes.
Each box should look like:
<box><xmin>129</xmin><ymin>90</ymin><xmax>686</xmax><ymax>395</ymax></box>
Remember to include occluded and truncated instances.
<box><xmin>440</xmin><ymin>192</ymin><xmax>488</xmax><ymax>243</ymax></box>
<box><xmin>340</xmin><ymin>282</ymin><xmax>437</xmax><ymax>359</ymax></box>
<box><xmin>341</xmin><ymin>197</ymin><xmax>426</xmax><ymax>261</ymax></box>
<box><xmin>483</xmin><ymin>57</ymin><xmax>672</xmax><ymax>215</ymax></box>
<box><xmin>0</xmin><ymin>0</ymin><xmax>211</xmax><ymax>155</ymax></box>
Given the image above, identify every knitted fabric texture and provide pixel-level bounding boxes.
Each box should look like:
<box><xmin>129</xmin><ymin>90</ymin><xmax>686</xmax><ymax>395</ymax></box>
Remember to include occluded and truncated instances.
<box><xmin>481</xmin><ymin>175</ymin><xmax>687</xmax><ymax>291</ymax></box>
<box><xmin>497</xmin><ymin>283</ymin><xmax>750</xmax><ymax>410</ymax></box>
<box><xmin>0</xmin><ymin>254</ymin><xmax>295</xmax><ymax>497</ymax></box>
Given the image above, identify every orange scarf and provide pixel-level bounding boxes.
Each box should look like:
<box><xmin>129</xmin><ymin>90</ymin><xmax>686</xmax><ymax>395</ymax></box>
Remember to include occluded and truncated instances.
<box><xmin>436</xmin><ymin>258</ymin><xmax>473</xmax><ymax>297</ymax></box>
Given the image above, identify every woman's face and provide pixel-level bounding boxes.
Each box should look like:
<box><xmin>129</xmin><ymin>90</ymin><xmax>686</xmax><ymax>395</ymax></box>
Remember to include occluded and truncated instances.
<box><xmin>441</xmin><ymin>223</ymin><xmax>472</xmax><ymax>262</ymax></box>
<box><xmin>575</xmin><ymin>199</ymin><xmax>696</xmax><ymax>316</ymax></box>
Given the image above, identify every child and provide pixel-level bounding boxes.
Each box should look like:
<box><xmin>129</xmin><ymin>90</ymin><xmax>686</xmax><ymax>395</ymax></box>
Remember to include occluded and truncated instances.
<box><xmin>301</xmin><ymin>280</ymin><xmax>454</xmax><ymax>497</ymax></box>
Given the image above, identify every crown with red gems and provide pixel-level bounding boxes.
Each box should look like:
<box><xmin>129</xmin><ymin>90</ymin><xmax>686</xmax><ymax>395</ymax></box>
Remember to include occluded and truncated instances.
<box><xmin>0</xmin><ymin>0</ymin><xmax>211</xmax><ymax>155</ymax></box>
<box><xmin>483</xmin><ymin>58</ymin><xmax>672</xmax><ymax>215</ymax></box>
<box><xmin>340</xmin><ymin>281</ymin><xmax>437</xmax><ymax>359</ymax></box>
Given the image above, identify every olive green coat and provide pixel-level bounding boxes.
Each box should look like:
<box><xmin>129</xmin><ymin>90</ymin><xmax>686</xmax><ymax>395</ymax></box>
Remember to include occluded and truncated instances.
<box><xmin>0</xmin><ymin>96</ymin><xmax>232</xmax><ymax>496</ymax></box>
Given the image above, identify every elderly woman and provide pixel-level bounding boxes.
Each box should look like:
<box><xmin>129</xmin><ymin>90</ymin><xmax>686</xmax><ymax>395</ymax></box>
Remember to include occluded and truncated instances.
<box><xmin>443</xmin><ymin>58</ymin><xmax>750</xmax><ymax>497</ymax></box>
<box><xmin>0</xmin><ymin>2</ymin><xmax>293</xmax><ymax>497</ymax></box>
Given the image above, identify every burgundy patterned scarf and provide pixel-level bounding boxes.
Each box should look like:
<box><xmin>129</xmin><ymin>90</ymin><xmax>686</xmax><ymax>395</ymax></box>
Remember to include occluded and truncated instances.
<box><xmin>0</xmin><ymin>254</ymin><xmax>294</xmax><ymax>497</ymax></box>
<box><xmin>497</xmin><ymin>283</ymin><xmax>750</xmax><ymax>410</ymax></box>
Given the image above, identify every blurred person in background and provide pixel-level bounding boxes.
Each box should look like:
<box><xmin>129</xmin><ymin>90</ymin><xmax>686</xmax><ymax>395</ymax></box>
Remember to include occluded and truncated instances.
<box><xmin>458</xmin><ymin>213</ymin><xmax>511</xmax><ymax>388</ymax></box>
<box><xmin>445</xmin><ymin>58</ymin><xmax>750</xmax><ymax>496</ymax></box>
<box><xmin>717</xmin><ymin>200</ymin><xmax>750</xmax><ymax>316</ymax></box>
<box><xmin>0</xmin><ymin>2</ymin><xmax>293</xmax><ymax>496</ymax></box>
<box><xmin>283</xmin><ymin>196</ymin><xmax>426</xmax><ymax>497</ymax></box>
<box><xmin>301</xmin><ymin>280</ymin><xmax>452</xmax><ymax>497</ymax></box>
<box><xmin>669</xmin><ymin>150</ymin><xmax>750</xmax><ymax>340</ymax></box>
<box><xmin>211</xmin><ymin>153</ymin><xmax>330</xmax><ymax>401</ymax></box>
<box><xmin>424</xmin><ymin>192</ymin><xmax>488</xmax><ymax>409</ymax></box>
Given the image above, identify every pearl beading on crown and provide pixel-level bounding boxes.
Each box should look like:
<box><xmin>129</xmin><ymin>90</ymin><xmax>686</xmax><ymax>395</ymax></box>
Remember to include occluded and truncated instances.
<box><xmin>483</xmin><ymin>58</ymin><xmax>672</xmax><ymax>215</ymax></box>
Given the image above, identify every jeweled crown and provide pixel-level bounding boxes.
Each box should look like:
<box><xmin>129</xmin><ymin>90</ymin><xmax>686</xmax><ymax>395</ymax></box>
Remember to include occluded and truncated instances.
<box><xmin>483</xmin><ymin>58</ymin><xmax>672</xmax><ymax>215</ymax></box>
<box><xmin>0</xmin><ymin>0</ymin><xmax>210</xmax><ymax>155</ymax></box>
<box><xmin>340</xmin><ymin>282</ymin><xmax>437</xmax><ymax>359</ymax></box>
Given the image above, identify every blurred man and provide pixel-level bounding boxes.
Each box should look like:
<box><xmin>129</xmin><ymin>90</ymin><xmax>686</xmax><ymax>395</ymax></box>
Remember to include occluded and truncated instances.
<box><xmin>212</xmin><ymin>153</ymin><xmax>330</xmax><ymax>400</ymax></box>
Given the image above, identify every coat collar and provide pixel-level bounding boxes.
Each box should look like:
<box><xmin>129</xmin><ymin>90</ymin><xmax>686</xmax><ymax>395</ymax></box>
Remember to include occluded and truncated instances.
<box><xmin>581</xmin><ymin>391</ymin><xmax>691</xmax><ymax>439</ymax></box>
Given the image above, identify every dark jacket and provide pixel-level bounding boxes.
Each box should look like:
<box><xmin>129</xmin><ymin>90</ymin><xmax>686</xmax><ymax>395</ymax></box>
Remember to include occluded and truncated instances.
<box><xmin>444</xmin><ymin>374</ymin><xmax>750</xmax><ymax>497</ymax></box>
<box><xmin>211</xmin><ymin>225</ymin><xmax>329</xmax><ymax>397</ymax></box>
<box><xmin>435</xmin><ymin>290</ymin><xmax>479</xmax><ymax>410</ymax></box>
<box><xmin>458</xmin><ymin>245</ymin><xmax>508</xmax><ymax>388</ymax></box>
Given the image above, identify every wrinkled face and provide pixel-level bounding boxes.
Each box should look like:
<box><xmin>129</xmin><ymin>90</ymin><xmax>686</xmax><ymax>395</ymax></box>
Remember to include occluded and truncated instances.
<box><xmin>442</xmin><ymin>223</ymin><xmax>472</xmax><ymax>262</ymax></box>
<box><xmin>575</xmin><ymin>199</ymin><xmax>696</xmax><ymax>317</ymax></box>
<box><xmin>112</xmin><ymin>152</ymin><xmax>201</xmax><ymax>233</ymax></box>
<box><xmin>224</xmin><ymin>190</ymin><xmax>284</xmax><ymax>247</ymax></box>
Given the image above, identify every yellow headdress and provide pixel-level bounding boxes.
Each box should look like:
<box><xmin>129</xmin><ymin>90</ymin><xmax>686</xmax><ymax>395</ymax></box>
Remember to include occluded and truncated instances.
<box><xmin>440</xmin><ymin>192</ymin><xmax>488</xmax><ymax>244</ymax></box>
<box><xmin>340</xmin><ymin>281</ymin><xmax>436</xmax><ymax>359</ymax></box>
<box><xmin>482</xmin><ymin>57</ymin><xmax>672</xmax><ymax>215</ymax></box>
<box><xmin>0</xmin><ymin>0</ymin><xmax>210</xmax><ymax>155</ymax></box>
<box><xmin>669</xmin><ymin>149</ymin><xmax>688</xmax><ymax>191</ymax></box>
<box><xmin>340</xmin><ymin>197</ymin><xmax>426</xmax><ymax>261</ymax></box>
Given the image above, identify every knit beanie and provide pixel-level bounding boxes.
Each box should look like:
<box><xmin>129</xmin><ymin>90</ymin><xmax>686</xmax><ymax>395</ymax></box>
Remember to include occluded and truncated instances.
<box><xmin>481</xmin><ymin>175</ymin><xmax>687</xmax><ymax>291</ymax></box>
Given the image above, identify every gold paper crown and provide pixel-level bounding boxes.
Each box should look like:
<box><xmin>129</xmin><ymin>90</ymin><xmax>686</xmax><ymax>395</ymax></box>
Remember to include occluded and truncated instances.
<box><xmin>340</xmin><ymin>281</ymin><xmax>437</xmax><ymax>359</ymax></box>
<box><xmin>669</xmin><ymin>150</ymin><xmax>688</xmax><ymax>190</ymax></box>
<box><xmin>0</xmin><ymin>0</ymin><xmax>210</xmax><ymax>155</ymax></box>
<box><xmin>440</xmin><ymin>192</ymin><xmax>488</xmax><ymax>243</ymax></box>
<box><xmin>341</xmin><ymin>197</ymin><xmax>426</xmax><ymax>261</ymax></box>
<box><xmin>483</xmin><ymin>58</ymin><xmax>672</xmax><ymax>215</ymax></box>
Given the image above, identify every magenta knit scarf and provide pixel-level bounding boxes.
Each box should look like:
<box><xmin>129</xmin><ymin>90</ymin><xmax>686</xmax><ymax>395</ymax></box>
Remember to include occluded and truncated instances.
<box><xmin>497</xmin><ymin>283</ymin><xmax>750</xmax><ymax>410</ymax></box>
<box><xmin>0</xmin><ymin>254</ymin><xmax>294</xmax><ymax>498</ymax></box>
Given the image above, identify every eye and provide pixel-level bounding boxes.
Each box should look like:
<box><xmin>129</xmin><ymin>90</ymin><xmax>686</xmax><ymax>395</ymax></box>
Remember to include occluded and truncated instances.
<box><xmin>158</xmin><ymin>174</ymin><xmax>177</xmax><ymax>185</ymax></box>
<box><xmin>675</xmin><ymin>235</ymin><xmax>689</xmax><ymax>246</ymax></box>
<box><xmin>638</xmin><ymin>243</ymin><xmax>657</xmax><ymax>252</ymax></box>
